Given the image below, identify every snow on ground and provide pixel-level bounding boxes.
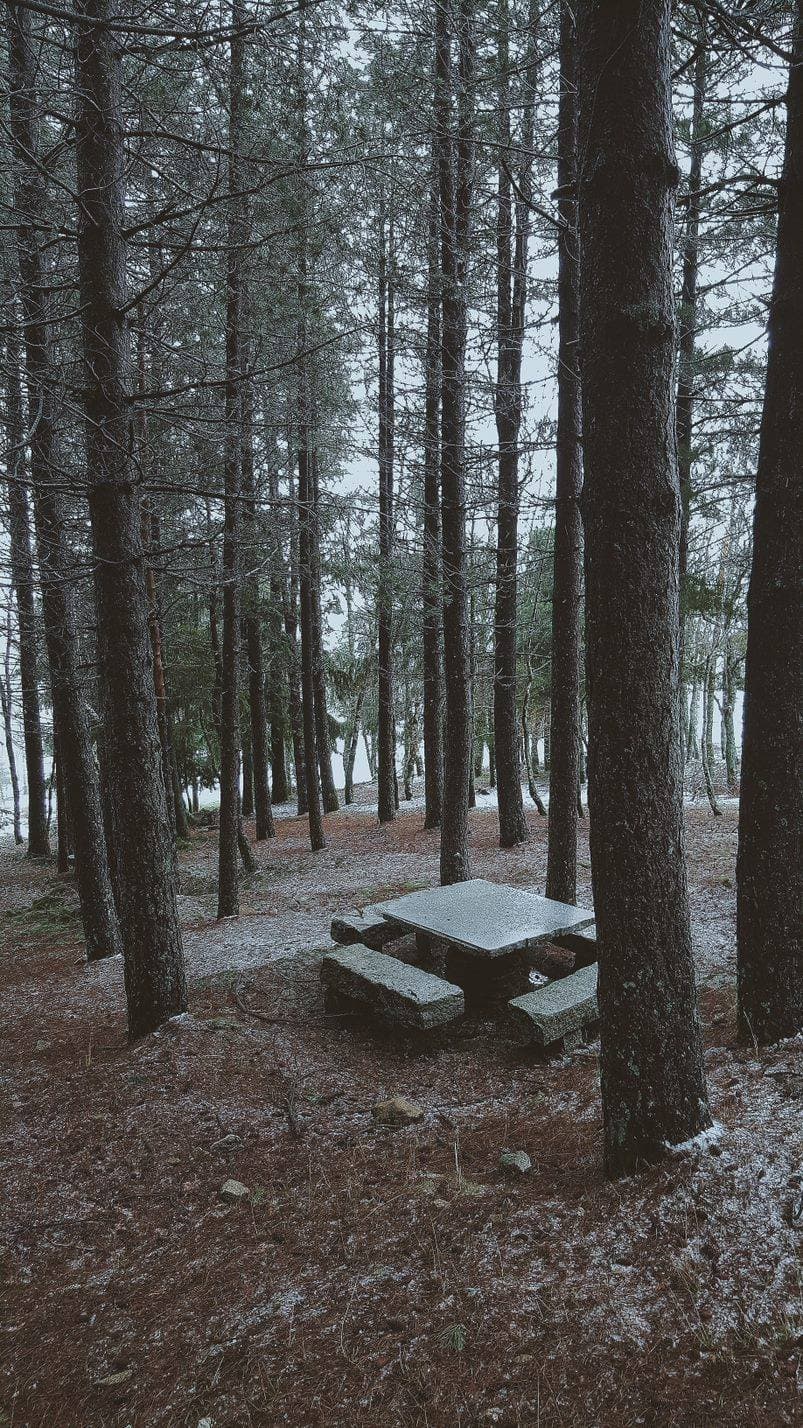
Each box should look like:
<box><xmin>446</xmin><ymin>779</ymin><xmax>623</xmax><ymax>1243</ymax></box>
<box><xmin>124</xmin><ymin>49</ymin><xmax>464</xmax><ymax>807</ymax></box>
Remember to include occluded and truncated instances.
<box><xmin>0</xmin><ymin>792</ymin><xmax>800</xmax><ymax>1427</ymax></box>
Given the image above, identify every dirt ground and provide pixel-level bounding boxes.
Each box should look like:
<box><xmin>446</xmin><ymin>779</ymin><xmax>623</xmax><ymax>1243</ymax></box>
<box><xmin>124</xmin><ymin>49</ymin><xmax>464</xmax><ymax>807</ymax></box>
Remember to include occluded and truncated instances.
<box><xmin>0</xmin><ymin>789</ymin><xmax>800</xmax><ymax>1428</ymax></box>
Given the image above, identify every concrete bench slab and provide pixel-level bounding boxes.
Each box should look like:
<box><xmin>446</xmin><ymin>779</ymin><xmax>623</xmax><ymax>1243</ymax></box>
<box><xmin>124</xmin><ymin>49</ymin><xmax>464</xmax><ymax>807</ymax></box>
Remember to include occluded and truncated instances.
<box><xmin>508</xmin><ymin>963</ymin><xmax>598</xmax><ymax>1048</ymax></box>
<box><xmin>330</xmin><ymin>910</ymin><xmax>407</xmax><ymax>950</ymax></box>
<box><xmin>551</xmin><ymin>924</ymin><xmax>597</xmax><ymax>968</ymax></box>
<box><xmin>321</xmin><ymin>946</ymin><xmax>464</xmax><ymax>1029</ymax></box>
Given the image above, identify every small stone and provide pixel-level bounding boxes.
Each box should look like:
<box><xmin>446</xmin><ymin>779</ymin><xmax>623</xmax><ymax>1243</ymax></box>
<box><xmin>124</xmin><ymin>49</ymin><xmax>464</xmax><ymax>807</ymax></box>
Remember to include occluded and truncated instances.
<box><xmin>94</xmin><ymin>1368</ymin><xmax>133</xmax><ymax>1388</ymax></box>
<box><xmin>219</xmin><ymin>1178</ymin><xmax>249</xmax><ymax>1202</ymax></box>
<box><xmin>372</xmin><ymin>1096</ymin><xmax>424</xmax><ymax>1127</ymax></box>
<box><xmin>456</xmin><ymin>1178</ymin><xmax>489</xmax><ymax>1198</ymax></box>
<box><xmin>211</xmin><ymin>1133</ymin><xmax>243</xmax><ymax>1154</ymax></box>
<box><xmin>500</xmin><ymin>1149</ymin><xmax>532</xmax><ymax>1175</ymax></box>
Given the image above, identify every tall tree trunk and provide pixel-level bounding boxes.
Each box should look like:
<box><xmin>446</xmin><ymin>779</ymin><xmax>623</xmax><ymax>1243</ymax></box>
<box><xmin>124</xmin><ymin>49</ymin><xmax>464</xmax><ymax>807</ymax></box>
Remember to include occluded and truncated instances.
<box><xmin>207</xmin><ymin>506</ymin><xmax>223</xmax><ymax>769</ymax></box>
<box><xmin>737</xmin><ymin>6</ymin><xmax>803</xmax><ymax>1045</ymax></box>
<box><xmin>422</xmin><ymin>149</ymin><xmax>444</xmax><ymax>831</ymax></box>
<box><xmin>686</xmin><ymin>635</ymin><xmax>701</xmax><ymax>760</ymax></box>
<box><xmin>377</xmin><ymin>200</ymin><xmax>396</xmax><ymax>824</ymax></box>
<box><xmin>170</xmin><ymin>740</ymin><xmax>189</xmax><ymax>840</ymax></box>
<box><xmin>8</xmin><ymin>0</ymin><xmax>121</xmax><ymax>961</ymax></box>
<box><xmin>309</xmin><ymin>453</ymin><xmax>338</xmax><ymax>813</ymax></box>
<box><xmin>2</xmin><ymin>290</ymin><xmax>49</xmax><ymax>856</ymax></box>
<box><xmin>297</xmin><ymin>444</ymin><xmax>326</xmax><ymax>849</ymax></box>
<box><xmin>722</xmin><ymin>640</ymin><xmax>739</xmax><ymax>793</ymax></box>
<box><xmin>282</xmin><ymin>569</ymin><xmax>308</xmax><ymax>814</ymax></box>
<box><xmin>283</xmin><ymin>602</ymin><xmax>307</xmax><ymax>815</ymax></box>
<box><xmin>547</xmin><ymin>0</ymin><xmax>583</xmax><ymax>903</ymax></box>
<box><xmin>295</xmin><ymin>14</ymin><xmax>325</xmax><ymax>853</ymax></box>
<box><xmin>135</xmin><ymin>319</ymin><xmax>177</xmax><ymax>857</ymax></box>
<box><xmin>437</xmin><ymin>0</ymin><xmax>474</xmax><ymax>885</ymax></box>
<box><xmin>577</xmin><ymin>0</ymin><xmax>711</xmax><ymax>1175</ymax></box>
<box><xmin>677</xmin><ymin>28</ymin><xmax>707</xmax><ymax>617</ymax></box>
<box><xmin>493</xmin><ymin>0</ymin><xmax>531</xmax><ymax>849</ymax></box>
<box><xmin>468</xmin><ymin>575</ymin><xmax>476</xmax><ymax>810</ymax></box>
<box><xmin>75</xmin><ymin>0</ymin><xmax>185</xmax><ymax>1029</ymax></box>
<box><xmin>521</xmin><ymin>667</ymin><xmax>546</xmax><ymax>815</ymax></box>
<box><xmin>216</xmin><ymin>0</ymin><xmax>250</xmax><ymax>915</ymax></box>
<box><xmin>402</xmin><ymin>691</ymin><xmax>420</xmax><ymax>801</ymax></box>
<box><xmin>53</xmin><ymin>719</ymin><xmax>71</xmax><ymax>875</ymax></box>
<box><xmin>241</xmin><ymin>733</ymin><xmax>254</xmax><ymax>818</ymax></box>
<box><xmin>269</xmin><ymin>704</ymin><xmax>289</xmax><ymax>802</ymax></box>
<box><xmin>700</xmin><ymin>654</ymin><xmax>722</xmax><ymax>816</ymax></box>
<box><xmin>343</xmin><ymin>679</ymin><xmax>366</xmax><ymax>805</ymax></box>
<box><xmin>704</xmin><ymin>655</ymin><xmax>716</xmax><ymax>768</ymax></box>
<box><xmin>1</xmin><ymin>613</ymin><xmax>23</xmax><ymax>843</ymax></box>
<box><xmin>267</xmin><ymin>517</ymin><xmax>290</xmax><ymax>806</ymax></box>
<box><xmin>242</xmin><ymin>367</ymin><xmax>275</xmax><ymax>840</ymax></box>
<box><xmin>473</xmin><ymin>709</ymin><xmax>484</xmax><ymax>779</ymax></box>
<box><xmin>364</xmin><ymin>726</ymin><xmax>377</xmax><ymax>781</ymax></box>
<box><xmin>272</xmin><ymin>458</ymin><xmax>306</xmax><ymax>812</ymax></box>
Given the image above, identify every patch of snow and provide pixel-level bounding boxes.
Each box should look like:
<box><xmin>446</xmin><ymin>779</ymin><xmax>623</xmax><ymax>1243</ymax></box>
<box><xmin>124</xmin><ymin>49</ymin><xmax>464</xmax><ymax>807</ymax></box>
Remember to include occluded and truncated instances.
<box><xmin>663</xmin><ymin>1120</ymin><xmax>724</xmax><ymax>1155</ymax></box>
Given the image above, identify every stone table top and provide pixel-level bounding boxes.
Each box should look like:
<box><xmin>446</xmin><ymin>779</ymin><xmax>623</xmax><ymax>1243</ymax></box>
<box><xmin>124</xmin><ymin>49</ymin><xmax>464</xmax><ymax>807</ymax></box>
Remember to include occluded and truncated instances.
<box><xmin>374</xmin><ymin>879</ymin><xmax>594</xmax><ymax>959</ymax></box>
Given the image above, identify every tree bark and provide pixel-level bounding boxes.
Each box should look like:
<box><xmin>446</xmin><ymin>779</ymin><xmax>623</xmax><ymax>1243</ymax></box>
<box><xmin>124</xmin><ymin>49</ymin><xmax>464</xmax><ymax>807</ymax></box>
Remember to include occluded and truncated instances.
<box><xmin>135</xmin><ymin>319</ymin><xmax>178</xmax><ymax>859</ymax></box>
<box><xmin>686</xmin><ymin>637</ymin><xmax>701</xmax><ymax>761</ymax></box>
<box><xmin>309</xmin><ymin>453</ymin><xmax>339</xmax><ymax>813</ymax></box>
<box><xmin>377</xmin><ymin>200</ymin><xmax>396</xmax><ymax>824</ymax></box>
<box><xmin>8</xmin><ymin>0</ymin><xmax>121</xmax><ymax>961</ymax></box>
<box><xmin>241</xmin><ymin>733</ymin><xmax>254</xmax><ymax>818</ymax></box>
<box><xmin>402</xmin><ymin>691</ymin><xmax>420</xmax><ymax>801</ymax></box>
<box><xmin>1</xmin><ymin>614</ymin><xmax>23</xmax><ymax>843</ymax></box>
<box><xmin>297</xmin><ymin>443</ymin><xmax>326</xmax><ymax>850</ymax></box>
<box><xmin>722</xmin><ymin>639</ymin><xmax>739</xmax><ymax>793</ymax></box>
<box><xmin>216</xmin><ymin>0</ymin><xmax>250</xmax><ymax>915</ymax></box>
<box><xmin>267</xmin><ymin>512</ymin><xmax>290</xmax><ymax>806</ymax></box>
<box><xmin>521</xmin><ymin>668</ymin><xmax>546</xmax><ymax>815</ymax></box>
<box><xmin>493</xmin><ymin>0</ymin><xmax>532</xmax><ymax>849</ymax></box>
<box><xmin>170</xmin><ymin>740</ymin><xmax>189</xmax><ymax>840</ymax></box>
<box><xmin>422</xmin><ymin>148</ymin><xmax>444</xmax><ymax>831</ymax></box>
<box><xmin>343</xmin><ymin>679</ymin><xmax>366</xmax><ymax>805</ymax></box>
<box><xmin>704</xmin><ymin>655</ymin><xmax>716</xmax><ymax>768</ymax></box>
<box><xmin>677</xmin><ymin>28</ymin><xmax>707</xmax><ymax>613</ymax></box>
<box><xmin>53</xmin><ymin>719</ymin><xmax>71</xmax><ymax>875</ymax></box>
<box><xmin>436</xmin><ymin>0</ymin><xmax>474</xmax><ymax>885</ymax></box>
<box><xmin>75</xmin><ymin>0</ymin><xmax>185</xmax><ymax>1029</ymax></box>
<box><xmin>546</xmin><ymin>0</ymin><xmax>582</xmax><ymax>902</ymax></box>
<box><xmin>577</xmin><ymin>0</ymin><xmax>711</xmax><ymax>1175</ymax></box>
<box><xmin>700</xmin><ymin>654</ymin><xmax>722</xmax><ymax>816</ymax></box>
<box><xmin>294</xmin><ymin>13</ymin><xmax>325</xmax><ymax>854</ymax></box>
<box><xmin>2</xmin><ymin>289</ymin><xmax>49</xmax><ymax>856</ymax></box>
<box><xmin>242</xmin><ymin>368</ymin><xmax>275</xmax><ymax>840</ymax></box>
<box><xmin>272</xmin><ymin>458</ymin><xmax>306</xmax><ymax>812</ymax></box>
<box><xmin>737</xmin><ymin>5</ymin><xmax>803</xmax><ymax>1045</ymax></box>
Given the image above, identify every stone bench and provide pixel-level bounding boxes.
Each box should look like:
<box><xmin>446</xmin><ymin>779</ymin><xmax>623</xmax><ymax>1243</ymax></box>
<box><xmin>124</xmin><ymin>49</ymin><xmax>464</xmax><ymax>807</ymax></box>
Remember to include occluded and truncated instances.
<box><xmin>552</xmin><ymin>924</ymin><xmax>597</xmax><ymax>968</ymax></box>
<box><xmin>330</xmin><ymin>906</ymin><xmax>407</xmax><ymax>951</ymax></box>
<box><xmin>321</xmin><ymin>945</ymin><xmax>464</xmax><ymax>1029</ymax></box>
<box><xmin>508</xmin><ymin>963</ymin><xmax>598</xmax><ymax>1050</ymax></box>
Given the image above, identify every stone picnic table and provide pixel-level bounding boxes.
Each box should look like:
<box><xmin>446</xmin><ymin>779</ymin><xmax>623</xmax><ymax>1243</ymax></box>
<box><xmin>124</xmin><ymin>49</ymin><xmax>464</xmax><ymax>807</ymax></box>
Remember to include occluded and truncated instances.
<box><xmin>373</xmin><ymin>878</ymin><xmax>595</xmax><ymax>1001</ymax></box>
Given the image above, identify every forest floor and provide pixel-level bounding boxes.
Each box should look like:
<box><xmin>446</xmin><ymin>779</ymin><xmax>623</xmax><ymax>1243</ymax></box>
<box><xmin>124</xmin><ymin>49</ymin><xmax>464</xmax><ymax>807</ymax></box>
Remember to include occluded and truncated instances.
<box><xmin>0</xmin><ymin>783</ymin><xmax>800</xmax><ymax>1428</ymax></box>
